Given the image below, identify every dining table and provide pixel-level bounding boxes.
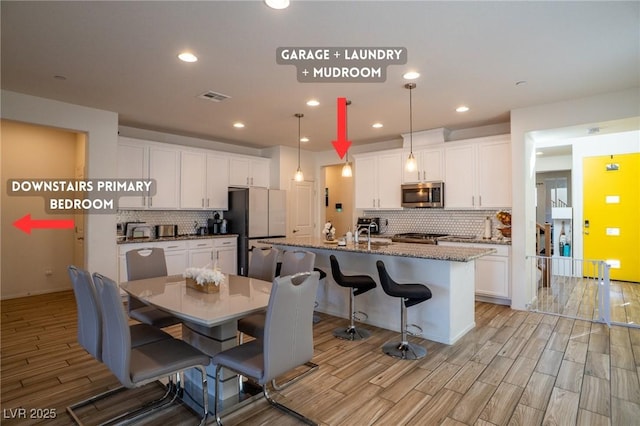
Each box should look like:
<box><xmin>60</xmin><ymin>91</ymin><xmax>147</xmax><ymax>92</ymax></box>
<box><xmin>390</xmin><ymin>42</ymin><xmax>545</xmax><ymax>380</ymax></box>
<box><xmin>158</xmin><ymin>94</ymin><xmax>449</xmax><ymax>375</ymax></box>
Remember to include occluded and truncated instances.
<box><xmin>120</xmin><ymin>273</ymin><xmax>273</xmax><ymax>414</ymax></box>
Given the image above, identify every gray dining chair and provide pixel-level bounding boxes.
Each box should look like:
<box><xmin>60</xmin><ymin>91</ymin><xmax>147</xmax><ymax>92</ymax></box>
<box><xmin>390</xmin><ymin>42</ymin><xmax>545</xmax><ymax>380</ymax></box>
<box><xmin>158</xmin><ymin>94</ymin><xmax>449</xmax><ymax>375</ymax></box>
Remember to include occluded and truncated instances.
<box><xmin>248</xmin><ymin>246</ymin><xmax>279</xmax><ymax>282</ymax></box>
<box><xmin>126</xmin><ymin>248</ymin><xmax>181</xmax><ymax>328</ymax></box>
<box><xmin>93</xmin><ymin>272</ymin><xmax>211</xmax><ymax>425</ymax></box>
<box><xmin>212</xmin><ymin>272</ymin><xmax>320</xmax><ymax>426</ymax></box>
<box><xmin>237</xmin><ymin>247</ymin><xmax>280</xmax><ymax>341</ymax></box>
<box><xmin>65</xmin><ymin>265</ymin><xmax>176</xmax><ymax>424</ymax></box>
<box><xmin>237</xmin><ymin>251</ymin><xmax>317</xmax><ymax>352</ymax></box>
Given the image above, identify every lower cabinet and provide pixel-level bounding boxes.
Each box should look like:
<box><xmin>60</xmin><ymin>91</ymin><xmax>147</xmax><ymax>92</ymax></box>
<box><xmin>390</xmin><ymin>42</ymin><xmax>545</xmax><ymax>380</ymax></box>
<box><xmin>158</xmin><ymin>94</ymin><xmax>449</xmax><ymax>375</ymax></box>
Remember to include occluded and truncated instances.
<box><xmin>118</xmin><ymin>237</ymin><xmax>238</xmax><ymax>283</ymax></box>
<box><xmin>438</xmin><ymin>241</ymin><xmax>511</xmax><ymax>304</ymax></box>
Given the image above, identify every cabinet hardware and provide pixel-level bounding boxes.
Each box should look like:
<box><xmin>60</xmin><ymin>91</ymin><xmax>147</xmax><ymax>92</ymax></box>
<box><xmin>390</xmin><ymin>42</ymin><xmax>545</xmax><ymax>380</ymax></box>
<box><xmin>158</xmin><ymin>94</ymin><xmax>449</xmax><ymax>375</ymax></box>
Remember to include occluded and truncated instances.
<box><xmin>471</xmin><ymin>196</ymin><xmax>474</xmax><ymax>206</ymax></box>
<box><xmin>168</xmin><ymin>245</ymin><xmax>179</xmax><ymax>249</ymax></box>
<box><xmin>202</xmin><ymin>198</ymin><xmax>205</xmax><ymax>207</ymax></box>
<box><xmin>207</xmin><ymin>199</ymin><xmax>210</xmax><ymax>207</ymax></box>
<box><xmin>373</xmin><ymin>199</ymin><xmax>376</xmax><ymax>208</ymax></box>
<box><xmin>479</xmin><ymin>196</ymin><xmax>482</xmax><ymax>206</ymax></box>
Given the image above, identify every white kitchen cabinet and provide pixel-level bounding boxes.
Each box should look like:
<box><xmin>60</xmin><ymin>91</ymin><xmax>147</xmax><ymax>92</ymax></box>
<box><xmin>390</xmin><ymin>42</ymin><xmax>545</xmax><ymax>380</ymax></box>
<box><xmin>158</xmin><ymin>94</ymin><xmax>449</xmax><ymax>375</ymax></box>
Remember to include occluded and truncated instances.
<box><xmin>402</xmin><ymin>147</ymin><xmax>444</xmax><ymax>183</ymax></box>
<box><xmin>148</xmin><ymin>146</ymin><xmax>180</xmax><ymax>209</ymax></box>
<box><xmin>187</xmin><ymin>237</ymin><xmax>237</xmax><ymax>273</ymax></box>
<box><xmin>444</xmin><ymin>135</ymin><xmax>511</xmax><ymax>209</ymax></box>
<box><xmin>116</xmin><ymin>138</ymin><xmax>180</xmax><ymax>210</ymax></box>
<box><xmin>187</xmin><ymin>239</ymin><xmax>215</xmax><ymax>269</ymax></box>
<box><xmin>117</xmin><ymin>140</ymin><xmax>148</xmax><ymax>209</ymax></box>
<box><xmin>180</xmin><ymin>152</ymin><xmax>229</xmax><ymax>210</ymax></box>
<box><xmin>229</xmin><ymin>156</ymin><xmax>270</xmax><ymax>188</ymax></box>
<box><xmin>438</xmin><ymin>241</ymin><xmax>511</xmax><ymax>304</ymax></box>
<box><xmin>355</xmin><ymin>150</ymin><xmax>403</xmax><ymax>209</ymax></box>
<box><xmin>206</xmin><ymin>155</ymin><xmax>229</xmax><ymax>209</ymax></box>
<box><xmin>214</xmin><ymin>237</ymin><xmax>237</xmax><ymax>274</ymax></box>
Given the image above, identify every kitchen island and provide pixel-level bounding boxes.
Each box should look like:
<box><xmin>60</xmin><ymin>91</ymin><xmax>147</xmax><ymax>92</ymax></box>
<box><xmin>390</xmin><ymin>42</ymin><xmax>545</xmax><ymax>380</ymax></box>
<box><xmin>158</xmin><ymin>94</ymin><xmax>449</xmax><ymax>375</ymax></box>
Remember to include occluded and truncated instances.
<box><xmin>260</xmin><ymin>237</ymin><xmax>495</xmax><ymax>345</ymax></box>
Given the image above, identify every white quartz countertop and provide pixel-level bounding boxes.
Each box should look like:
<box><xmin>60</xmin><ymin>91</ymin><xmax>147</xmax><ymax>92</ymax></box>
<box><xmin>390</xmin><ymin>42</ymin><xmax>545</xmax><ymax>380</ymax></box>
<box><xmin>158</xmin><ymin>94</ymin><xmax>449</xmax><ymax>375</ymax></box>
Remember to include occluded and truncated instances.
<box><xmin>259</xmin><ymin>237</ymin><xmax>495</xmax><ymax>262</ymax></box>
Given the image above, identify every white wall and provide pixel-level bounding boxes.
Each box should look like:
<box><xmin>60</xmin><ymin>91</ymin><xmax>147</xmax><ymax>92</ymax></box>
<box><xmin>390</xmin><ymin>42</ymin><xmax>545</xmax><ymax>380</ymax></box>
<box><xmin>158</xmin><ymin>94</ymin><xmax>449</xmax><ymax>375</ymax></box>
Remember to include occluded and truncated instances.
<box><xmin>1</xmin><ymin>90</ymin><xmax>119</xmax><ymax>293</ymax></box>
<box><xmin>510</xmin><ymin>88</ymin><xmax>640</xmax><ymax>310</ymax></box>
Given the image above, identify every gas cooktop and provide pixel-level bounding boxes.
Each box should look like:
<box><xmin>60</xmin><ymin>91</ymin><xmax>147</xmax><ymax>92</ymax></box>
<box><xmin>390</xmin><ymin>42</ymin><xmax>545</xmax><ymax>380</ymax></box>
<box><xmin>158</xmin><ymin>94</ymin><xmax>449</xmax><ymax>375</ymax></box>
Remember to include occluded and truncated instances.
<box><xmin>391</xmin><ymin>233</ymin><xmax>449</xmax><ymax>244</ymax></box>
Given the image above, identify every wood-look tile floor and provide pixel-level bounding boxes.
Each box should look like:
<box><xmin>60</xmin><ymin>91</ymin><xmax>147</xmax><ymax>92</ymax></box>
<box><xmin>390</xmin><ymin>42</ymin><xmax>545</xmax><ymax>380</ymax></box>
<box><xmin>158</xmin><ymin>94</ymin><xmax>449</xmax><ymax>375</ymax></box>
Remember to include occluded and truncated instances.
<box><xmin>3</xmin><ymin>291</ymin><xmax>640</xmax><ymax>425</ymax></box>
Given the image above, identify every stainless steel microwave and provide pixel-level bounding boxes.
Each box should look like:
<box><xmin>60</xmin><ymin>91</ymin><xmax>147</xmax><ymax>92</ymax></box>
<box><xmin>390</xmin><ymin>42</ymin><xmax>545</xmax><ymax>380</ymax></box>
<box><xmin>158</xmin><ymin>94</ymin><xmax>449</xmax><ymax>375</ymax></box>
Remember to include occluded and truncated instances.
<box><xmin>401</xmin><ymin>182</ymin><xmax>444</xmax><ymax>208</ymax></box>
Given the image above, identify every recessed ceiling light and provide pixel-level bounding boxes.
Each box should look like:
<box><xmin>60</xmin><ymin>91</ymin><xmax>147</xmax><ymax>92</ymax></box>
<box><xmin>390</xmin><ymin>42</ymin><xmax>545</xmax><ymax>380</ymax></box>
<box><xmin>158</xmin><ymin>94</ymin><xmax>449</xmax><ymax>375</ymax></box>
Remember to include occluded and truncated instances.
<box><xmin>178</xmin><ymin>52</ymin><xmax>198</xmax><ymax>63</ymax></box>
<box><xmin>403</xmin><ymin>71</ymin><xmax>420</xmax><ymax>80</ymax></box>
<box><xmin>536</xmin><ymin>151</ymin><xmax>544</xmax><ymax>156</ymax></box>
<box><xmin>233</xmin><ymin>122</ymin><xmax>245</xmax><ymax>128</ymax></box>
<box><xmin>306</xmin><ymin>99</ymin><xmax>320</xmax><ymax>107</ymax></box>
<box><xmin>456</xmin><ymin>106</ymin><xmax>470</xmax><ymax>113</ymax></box>
<box><xmin>300</xmin><ymin>137</ymin><xmax>309</xmax><ymax>143</ymax></box>
<box><xmin>372</xmin><ymin>123</ymin><xmax>384</xmax><ymax>128</ymax></box>
<box><xmin>265</xmin><ymin>0</ymin><xmax>289</xmax><ymax>9</ymax></box>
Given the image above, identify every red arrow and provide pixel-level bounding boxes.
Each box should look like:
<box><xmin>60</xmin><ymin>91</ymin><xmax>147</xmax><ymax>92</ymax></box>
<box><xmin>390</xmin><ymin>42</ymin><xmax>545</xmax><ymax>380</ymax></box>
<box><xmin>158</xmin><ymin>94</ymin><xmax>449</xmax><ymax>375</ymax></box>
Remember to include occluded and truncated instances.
<box><xmin>331</xmin><ymin>97</ymin><xmax>352</xmax><ymax>159</ymax></box>
<box><xmin>13</xmin><ymin>214</ymin><xmax>75</xmax><ymax>235</ymax></box>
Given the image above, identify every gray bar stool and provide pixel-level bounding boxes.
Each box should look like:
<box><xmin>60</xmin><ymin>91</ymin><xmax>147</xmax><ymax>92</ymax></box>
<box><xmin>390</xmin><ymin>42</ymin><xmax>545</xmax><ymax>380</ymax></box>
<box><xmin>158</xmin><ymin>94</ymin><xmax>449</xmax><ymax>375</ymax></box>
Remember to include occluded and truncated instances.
<box><xmin>376</xmin><ymin>260</ymin><xmax>432</xmax><ymax>360</ymax></box>
<box><xmin>329</xmin><ymin>255</ymin><xmax>376</xmax><ymax>340</ymax></box>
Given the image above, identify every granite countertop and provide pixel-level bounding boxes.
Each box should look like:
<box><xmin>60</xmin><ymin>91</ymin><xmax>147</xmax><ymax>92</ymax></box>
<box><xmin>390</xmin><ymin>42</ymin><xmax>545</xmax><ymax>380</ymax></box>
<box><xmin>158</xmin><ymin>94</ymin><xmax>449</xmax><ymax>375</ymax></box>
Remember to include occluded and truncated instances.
<box><xmin>438</xmin><ymin>235</ymin><xmax>512</xmax><ymax>245</ymax></box>
<box><xmin>117</xmin><ymin>234</ymin><xmax>238</xmax><ymax>244</ymax></box>
<box><xmin>259</xmin><ymin>237</ymin><xmax>495</xmax><ymax>262</ymax></box>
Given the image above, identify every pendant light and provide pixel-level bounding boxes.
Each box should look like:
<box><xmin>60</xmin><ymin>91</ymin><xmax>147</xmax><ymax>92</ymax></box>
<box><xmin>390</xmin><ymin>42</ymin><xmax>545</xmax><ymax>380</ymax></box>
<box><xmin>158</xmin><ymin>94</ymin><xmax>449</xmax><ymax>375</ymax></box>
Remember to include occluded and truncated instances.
<box><xmin>405</xmin><ymin>83</ymin><xmax>417</xmax><ymax>172</ymax></box>
<box><xmin>341</xmin><ymin>151</ymin><xmax>353</xmax><ymax>177</ymax></box>
<box><xmin>341</xmin><ymin>100</ymin><xmax>353</xmax><ymax>177</ymax></box>
<box><xmin>294</xmin><ymin>113</ymin><xmax>304</xmax><ymax>182</ymax></box>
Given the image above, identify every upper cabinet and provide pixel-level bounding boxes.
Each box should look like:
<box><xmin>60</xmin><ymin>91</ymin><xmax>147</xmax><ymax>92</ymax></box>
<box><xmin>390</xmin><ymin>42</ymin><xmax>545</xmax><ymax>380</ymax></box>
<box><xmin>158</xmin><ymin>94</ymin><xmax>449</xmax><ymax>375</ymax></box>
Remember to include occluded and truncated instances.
<box><xmin>228</xmin><ymin>156</ymin><xmax>270</xmax><ymax>188</ymax></box>
<box><xmin>444</xmin><ymin>135</ymin><xmax>511</xmax><ymax>209</ymax></box>
<box><xmin>117</xmin><ymin>140</ymin><xmax>148</xmax><ymax>209</ymax></box>
<box><xmin>355</xmin><ymin>150</ymin><xmax>403</xmax><ymax>209</ymax></box>
<box><xmin>180</xmin><ymin>151</ymin><xmax>229</xmax><ymax>210</ymax></box>
<box><xmin>402</xmin><ymin>147</ymin><xmax>444</xmax><ymax>183</ymax></box>
<box><xmin>118</xmin><ymin>137</ymin><xmax>268</xmax><ymax>211</ymax></box>
<box><xmin>117</xmin><ymin>137</ymin><xmax>180</xmax><ymax>209</ymax></box>
<box><xmin>148</xmin><ymin>145</ymin><xmax>180</xmax><ymax>209</ymax></box>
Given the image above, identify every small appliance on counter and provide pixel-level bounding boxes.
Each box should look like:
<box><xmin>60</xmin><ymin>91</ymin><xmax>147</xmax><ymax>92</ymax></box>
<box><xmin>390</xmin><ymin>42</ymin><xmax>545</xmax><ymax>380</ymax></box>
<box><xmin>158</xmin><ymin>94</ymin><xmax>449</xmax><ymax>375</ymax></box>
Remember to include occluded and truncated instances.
<box><xmin>126</xmin><ymin>222</ymin><xmax>151</xmax><ymax>239</ymax></box>
<box><xmin>207</xmin><ymin>212</ymin><xmax>223</xmax><ymax>235</ymax></box>
<box><xmin>156</xmin><ymin>224</ymin><xmax>178</xmax><ymax>238</ymax></box>
<box><xmin>356</xmin><ymin>217</ymin><xmax>381</xmax><ymax>234</ymax></box>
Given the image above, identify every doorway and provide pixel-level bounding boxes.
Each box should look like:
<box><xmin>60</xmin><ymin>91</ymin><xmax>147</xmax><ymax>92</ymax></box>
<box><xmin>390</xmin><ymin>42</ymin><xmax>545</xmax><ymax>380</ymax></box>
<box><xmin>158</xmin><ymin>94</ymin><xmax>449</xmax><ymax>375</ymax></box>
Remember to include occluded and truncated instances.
<box><xmin>322</xmin><ymin>164</ymin><xmax>354</xmax><ymax>237</ymax></box>
<box><xmin>1</xmin><ymin>120</ymin><xmax>86</xmax><ymax>298</ymax></box>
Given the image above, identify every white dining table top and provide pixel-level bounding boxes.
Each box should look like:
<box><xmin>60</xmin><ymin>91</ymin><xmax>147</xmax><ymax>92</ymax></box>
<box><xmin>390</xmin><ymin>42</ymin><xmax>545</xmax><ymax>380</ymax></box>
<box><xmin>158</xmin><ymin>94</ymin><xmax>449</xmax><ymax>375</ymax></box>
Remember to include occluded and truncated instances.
<box><xmin>120</xmin><ymin>274</ymin><xmax>272</xmax><ymax>327</ymax></box>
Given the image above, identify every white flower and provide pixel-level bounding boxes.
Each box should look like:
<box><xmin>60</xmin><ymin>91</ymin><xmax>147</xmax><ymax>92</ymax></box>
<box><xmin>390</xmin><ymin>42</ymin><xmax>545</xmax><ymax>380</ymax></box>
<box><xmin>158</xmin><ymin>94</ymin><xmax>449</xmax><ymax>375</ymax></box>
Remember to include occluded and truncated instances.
<box><xmin>183</xmin><ymin>267</ymin><xmax>225</xmax><ymax>286</ymax></box>
<box><xmin>322</xmin><ymin>221</ymin><xmax>336</xmax><ymax>237</ymax></box>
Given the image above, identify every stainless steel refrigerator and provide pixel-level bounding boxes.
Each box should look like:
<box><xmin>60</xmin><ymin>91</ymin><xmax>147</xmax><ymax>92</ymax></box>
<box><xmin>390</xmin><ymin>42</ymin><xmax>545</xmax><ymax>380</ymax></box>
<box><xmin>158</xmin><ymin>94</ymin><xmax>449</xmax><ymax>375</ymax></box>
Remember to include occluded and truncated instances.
<box><xmin>226</xmin><ymin>187</ymin><xmax>286</xmax><ymax>275</ymax></box>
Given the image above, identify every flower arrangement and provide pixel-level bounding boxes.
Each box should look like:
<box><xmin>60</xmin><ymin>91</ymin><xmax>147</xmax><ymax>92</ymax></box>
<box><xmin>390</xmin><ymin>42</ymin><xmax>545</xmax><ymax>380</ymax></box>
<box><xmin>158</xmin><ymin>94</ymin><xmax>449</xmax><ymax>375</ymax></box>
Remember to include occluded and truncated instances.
<box><xmin>322</xmin><ymin>221</ymin><xmax>336</xmax><ymax>241</ymax></box>
<box><xmin>184</xmin><ymin>267</ymin><xmax>225</xmax><ymax>293</ymax></box>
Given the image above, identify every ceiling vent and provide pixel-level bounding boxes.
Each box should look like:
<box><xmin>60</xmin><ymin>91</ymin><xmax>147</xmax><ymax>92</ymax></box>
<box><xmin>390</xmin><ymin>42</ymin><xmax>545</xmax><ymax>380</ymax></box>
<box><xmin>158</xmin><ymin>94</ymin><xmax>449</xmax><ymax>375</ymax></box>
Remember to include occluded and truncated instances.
<box><xmin>198</xmin><ymin>90</ymin><xmax>231</xmax><ymax>102</ymax></box>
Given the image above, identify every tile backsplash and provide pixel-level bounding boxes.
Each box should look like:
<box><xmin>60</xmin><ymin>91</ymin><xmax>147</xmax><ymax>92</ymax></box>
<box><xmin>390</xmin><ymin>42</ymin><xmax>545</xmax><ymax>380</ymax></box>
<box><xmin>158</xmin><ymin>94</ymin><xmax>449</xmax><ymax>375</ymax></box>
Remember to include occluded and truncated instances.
<box><xmin>116</xmin><ymin>210</ymin><xmax>223</xmax><ymax>237</ymax></box>
<box><xmin>363</xmin><ymin>209</ymin><xmax>503</xmax><ymax>238</ymax></box>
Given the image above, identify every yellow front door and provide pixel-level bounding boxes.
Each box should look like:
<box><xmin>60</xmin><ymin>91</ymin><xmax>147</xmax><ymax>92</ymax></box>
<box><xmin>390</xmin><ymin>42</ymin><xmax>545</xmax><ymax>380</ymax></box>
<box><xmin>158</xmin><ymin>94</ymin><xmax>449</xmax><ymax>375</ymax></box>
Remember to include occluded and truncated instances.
<box><xmin>583</xmin><ymin>153</ymin><xmax>640</xmax><ymax>282</ymax></box>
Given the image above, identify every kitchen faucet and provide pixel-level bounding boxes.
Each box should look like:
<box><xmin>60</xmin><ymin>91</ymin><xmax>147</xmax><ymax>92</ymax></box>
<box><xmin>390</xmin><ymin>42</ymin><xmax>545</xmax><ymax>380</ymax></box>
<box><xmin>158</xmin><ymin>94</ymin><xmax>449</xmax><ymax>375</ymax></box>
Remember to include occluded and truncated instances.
<box><xmin>355</xmin><ymin>223</ymin><xmax>376</xmax><ymax>250</ymax></box>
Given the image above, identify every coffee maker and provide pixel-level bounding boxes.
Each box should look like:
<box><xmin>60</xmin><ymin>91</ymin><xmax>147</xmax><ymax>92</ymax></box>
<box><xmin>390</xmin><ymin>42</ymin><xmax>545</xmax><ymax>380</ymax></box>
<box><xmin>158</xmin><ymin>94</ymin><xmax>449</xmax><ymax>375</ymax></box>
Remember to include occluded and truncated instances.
<box><xmin>208</xmin><ymin>212</ymin><xmax>222</xmax><ymax>235</ymax></box>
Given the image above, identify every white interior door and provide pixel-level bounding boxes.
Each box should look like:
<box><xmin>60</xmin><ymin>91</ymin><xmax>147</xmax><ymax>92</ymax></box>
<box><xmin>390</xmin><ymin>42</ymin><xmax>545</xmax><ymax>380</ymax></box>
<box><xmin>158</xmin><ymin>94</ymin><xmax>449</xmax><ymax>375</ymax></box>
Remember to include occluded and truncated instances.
<box><xmin>289</xmin><ymin>180</ymin><xmax>314</xmax><ymax>238</ymax></box>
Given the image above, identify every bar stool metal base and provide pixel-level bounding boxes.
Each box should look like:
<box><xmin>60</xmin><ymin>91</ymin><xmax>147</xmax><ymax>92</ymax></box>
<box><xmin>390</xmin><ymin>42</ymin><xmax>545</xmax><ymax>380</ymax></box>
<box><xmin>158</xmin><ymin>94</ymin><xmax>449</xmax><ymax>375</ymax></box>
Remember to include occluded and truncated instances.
<box><xmin>382</xmin><ymin>341</ymin><xmax>427</xmax><ymax>360</ymax></box>
<box><xmin>333</xmin><ymin>325</ymin><xmax>371</xmax><ymax>341</ymax></box>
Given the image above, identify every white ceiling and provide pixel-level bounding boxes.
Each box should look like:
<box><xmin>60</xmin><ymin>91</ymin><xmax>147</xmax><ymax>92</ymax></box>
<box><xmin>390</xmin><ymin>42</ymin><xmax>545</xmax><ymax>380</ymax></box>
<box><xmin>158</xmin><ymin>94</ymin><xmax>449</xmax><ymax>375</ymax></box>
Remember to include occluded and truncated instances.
<box><xmin>2</xmin><ymin>1</ymin><xmax>639</xmax><ymax>152</ymax></box>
